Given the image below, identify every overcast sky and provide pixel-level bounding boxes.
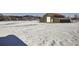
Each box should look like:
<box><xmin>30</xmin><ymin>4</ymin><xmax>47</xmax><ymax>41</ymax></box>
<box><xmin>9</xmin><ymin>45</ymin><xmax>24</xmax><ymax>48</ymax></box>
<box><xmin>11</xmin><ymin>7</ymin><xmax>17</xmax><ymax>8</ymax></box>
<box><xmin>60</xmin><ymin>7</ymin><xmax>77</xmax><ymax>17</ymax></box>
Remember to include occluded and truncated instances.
<box><xmin>2</xmin><ymin>13</ymin><xmax>79</xmax><ymax>17</ymax></box>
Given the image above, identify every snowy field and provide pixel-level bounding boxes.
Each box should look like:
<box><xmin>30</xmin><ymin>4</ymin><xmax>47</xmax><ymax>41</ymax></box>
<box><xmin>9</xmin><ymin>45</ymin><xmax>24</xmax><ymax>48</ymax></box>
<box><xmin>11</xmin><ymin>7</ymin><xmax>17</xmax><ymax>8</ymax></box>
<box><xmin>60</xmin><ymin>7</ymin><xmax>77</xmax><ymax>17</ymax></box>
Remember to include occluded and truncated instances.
<box><xmin>0</xmin><ymin>21</ymin><xmax>79</xmax><ymax>46</ymax></box>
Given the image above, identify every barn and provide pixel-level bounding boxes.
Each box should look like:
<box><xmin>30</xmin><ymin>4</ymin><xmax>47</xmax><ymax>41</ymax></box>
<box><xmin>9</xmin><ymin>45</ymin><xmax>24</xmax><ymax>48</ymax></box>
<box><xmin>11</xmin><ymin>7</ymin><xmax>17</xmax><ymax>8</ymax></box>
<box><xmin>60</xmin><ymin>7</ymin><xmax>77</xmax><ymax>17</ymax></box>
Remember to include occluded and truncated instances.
<box><xmin>40</xmin><ymin>13</ymin><xmax>71</xmax><ymax>23</ymax></box>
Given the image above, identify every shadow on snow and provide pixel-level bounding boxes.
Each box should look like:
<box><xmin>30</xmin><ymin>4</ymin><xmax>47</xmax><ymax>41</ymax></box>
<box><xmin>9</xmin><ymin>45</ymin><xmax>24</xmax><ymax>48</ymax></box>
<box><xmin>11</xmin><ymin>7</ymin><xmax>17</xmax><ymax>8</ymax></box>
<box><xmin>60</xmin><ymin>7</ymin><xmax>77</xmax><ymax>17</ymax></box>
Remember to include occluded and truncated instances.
<box><xmin>0</xmin><ymin>35</ymin><xmax>27</xmax><ymax>46</ymax></box>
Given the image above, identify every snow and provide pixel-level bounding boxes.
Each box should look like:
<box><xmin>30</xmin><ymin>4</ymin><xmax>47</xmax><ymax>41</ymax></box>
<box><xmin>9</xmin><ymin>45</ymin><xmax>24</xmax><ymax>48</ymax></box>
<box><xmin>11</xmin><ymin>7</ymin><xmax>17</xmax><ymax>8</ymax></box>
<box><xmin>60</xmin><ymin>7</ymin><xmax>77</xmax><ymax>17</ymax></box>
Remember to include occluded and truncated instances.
<box><xmin>0</xmin><ymin>21</ymin><xmax>79</xmax><ymax>46</ymax></box>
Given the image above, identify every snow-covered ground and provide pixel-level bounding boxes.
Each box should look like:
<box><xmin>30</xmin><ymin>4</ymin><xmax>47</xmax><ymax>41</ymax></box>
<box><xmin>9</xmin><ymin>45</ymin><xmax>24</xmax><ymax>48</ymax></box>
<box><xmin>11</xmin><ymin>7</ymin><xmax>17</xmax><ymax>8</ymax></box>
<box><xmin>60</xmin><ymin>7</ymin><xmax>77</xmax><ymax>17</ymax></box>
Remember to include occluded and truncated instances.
<box><xmin>0</xmin><ymin>21</ymin><xmax>79</xmax><ymax>46</ymax></box>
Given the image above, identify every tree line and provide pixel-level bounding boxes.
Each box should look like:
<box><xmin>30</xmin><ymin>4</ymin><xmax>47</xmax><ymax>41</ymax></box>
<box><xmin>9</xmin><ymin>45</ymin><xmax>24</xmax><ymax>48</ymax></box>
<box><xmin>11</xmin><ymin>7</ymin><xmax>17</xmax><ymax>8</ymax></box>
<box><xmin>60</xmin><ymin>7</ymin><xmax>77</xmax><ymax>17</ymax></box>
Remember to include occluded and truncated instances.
<box><xmin>0</xmin><ymin>14</ymin><xmax>41</xmax><ymax>21</ymax></box>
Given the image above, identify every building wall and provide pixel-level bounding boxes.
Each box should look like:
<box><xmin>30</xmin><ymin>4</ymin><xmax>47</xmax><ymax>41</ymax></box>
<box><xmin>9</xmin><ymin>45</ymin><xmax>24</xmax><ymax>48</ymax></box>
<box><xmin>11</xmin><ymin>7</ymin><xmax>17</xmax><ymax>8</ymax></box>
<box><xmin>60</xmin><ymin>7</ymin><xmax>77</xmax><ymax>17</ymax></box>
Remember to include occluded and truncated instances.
<box><xmin>46</xmin><ymin>17</ymin><xmax>51</xmax><ymax>22</ymax></box>
<box><xmin>60</xmin><ymin>19</ymin><xmax>70</xmax><ymax>23</ymax></box>
<box><xmin>53</xmin><ymin>18</ymin><xmax>60</xmax><ymax>23</ymax></box>
<box><xmin>50</xmin><ymin>19</ymin><xmax>54</xmax><ymax>22</ymax></box>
